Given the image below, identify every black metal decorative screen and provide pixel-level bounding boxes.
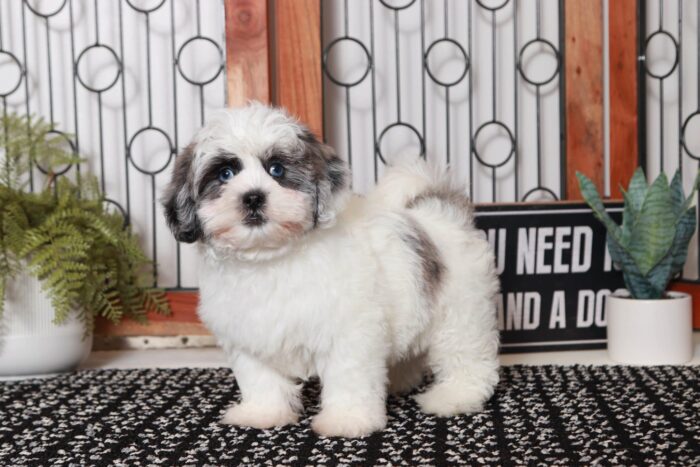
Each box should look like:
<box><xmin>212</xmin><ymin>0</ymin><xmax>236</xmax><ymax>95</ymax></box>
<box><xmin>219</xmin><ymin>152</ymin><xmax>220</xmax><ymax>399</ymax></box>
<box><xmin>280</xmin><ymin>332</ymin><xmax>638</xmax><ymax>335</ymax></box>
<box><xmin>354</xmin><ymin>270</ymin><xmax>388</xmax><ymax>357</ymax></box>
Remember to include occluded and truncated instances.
<box><xmin>321</xmin><ymin>0</ymin><xmax>565</xmax><ymax>203</ymax></box>
<box><xmin>639</xmin><ymin>0</ymin><xmax>700</xmax><ymax>280</ymax></box>
<box><xmin>0</xmin><ymin>0</ymin><xmax>226</xmax><ymax>289</ymax></box>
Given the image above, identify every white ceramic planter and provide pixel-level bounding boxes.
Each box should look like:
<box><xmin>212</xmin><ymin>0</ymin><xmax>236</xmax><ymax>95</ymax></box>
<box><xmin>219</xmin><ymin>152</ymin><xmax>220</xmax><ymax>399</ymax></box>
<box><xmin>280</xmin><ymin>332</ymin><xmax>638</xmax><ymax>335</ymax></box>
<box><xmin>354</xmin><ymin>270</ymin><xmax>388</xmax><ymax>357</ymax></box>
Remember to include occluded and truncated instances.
<box><xmin>607</xmin><ymin>290</ymin><xmax>693</xmax><ymax>365</ymax></box>
<box><xmin>0</xmin><ymin>269</ymin><xmax>92</xmax><ymax>377</ymax></box>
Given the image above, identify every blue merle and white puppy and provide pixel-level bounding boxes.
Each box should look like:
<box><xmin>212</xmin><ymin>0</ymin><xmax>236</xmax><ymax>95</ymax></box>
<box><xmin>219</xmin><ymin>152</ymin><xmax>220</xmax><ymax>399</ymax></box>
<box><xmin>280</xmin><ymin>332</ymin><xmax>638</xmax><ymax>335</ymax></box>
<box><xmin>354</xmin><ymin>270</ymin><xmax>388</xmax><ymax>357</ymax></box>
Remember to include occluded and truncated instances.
<box><xmin>162</xmin><ymin>103</ymin><xmax>500</xmax><ymax>438</ymax></box>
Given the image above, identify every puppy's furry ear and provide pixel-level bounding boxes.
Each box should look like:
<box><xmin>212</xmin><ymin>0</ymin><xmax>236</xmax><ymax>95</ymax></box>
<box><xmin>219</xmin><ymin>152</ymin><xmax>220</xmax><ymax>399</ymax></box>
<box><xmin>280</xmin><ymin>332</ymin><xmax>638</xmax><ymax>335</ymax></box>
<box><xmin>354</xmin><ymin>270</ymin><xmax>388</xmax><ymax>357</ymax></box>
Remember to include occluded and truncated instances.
<box><xmin>300</xmin><ymin>130</ymin><xmax>350</xmax><ymax>227</ymax></box>
<box><xmin>162</xmin><ymin>144</ymin><xmax>203</xmax><ymax>243</ymax></box>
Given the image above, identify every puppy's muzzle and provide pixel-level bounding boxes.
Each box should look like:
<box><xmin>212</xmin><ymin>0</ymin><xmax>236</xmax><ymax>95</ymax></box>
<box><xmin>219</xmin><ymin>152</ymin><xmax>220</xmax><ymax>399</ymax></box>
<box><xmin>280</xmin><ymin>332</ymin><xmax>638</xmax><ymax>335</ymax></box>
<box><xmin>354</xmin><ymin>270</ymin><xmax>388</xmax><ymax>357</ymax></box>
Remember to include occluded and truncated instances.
<box><xmin>241</xmin><ymin>190</ymin><xmax>267</xmax><ymax>226</ymax></box>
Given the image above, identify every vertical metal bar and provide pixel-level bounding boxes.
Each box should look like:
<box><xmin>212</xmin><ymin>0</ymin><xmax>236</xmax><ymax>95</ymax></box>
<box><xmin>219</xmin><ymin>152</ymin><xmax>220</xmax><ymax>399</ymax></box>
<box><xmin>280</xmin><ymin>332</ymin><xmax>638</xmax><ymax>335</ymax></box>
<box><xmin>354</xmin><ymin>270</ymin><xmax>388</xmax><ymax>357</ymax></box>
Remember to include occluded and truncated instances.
<box><xmin>321</xmin><ymin>0</ymin><xmax>326</xmax><ymax>143</ymax></box>
<box><xmin>370</xmin><ymin>0</ymin><xmax>378</xmax><ymax>182</ymax></box>
<box><xmin>118</xmin><ymin>0</ymin><xmax>131</xmax><ymax>221</ymax></box>
<box><xmin>514</xmin><ymin>0</ymin><xmax>520</xmax><ymax>200</ymax></box>
<box><xmin>677</xmin><ymin>0</ymin><xmax>682</xmax><ymax>180</ymax></box>
<box><xmin>420</xmin><ymin>0</ymin><xmax>426</xmax><ymax>162</ymax></box>
<box><xmin>69</xmin><ymin>0</ymin><xmax>81</xmax><ymax>186</ymax></box>
<box><xmin>558</xmin><ymin>0</ymin><xmax>567</xmax><ymax>198</ymax></box>
<box><xmin>536</xmin><ymin>86</ymin><xmax>542</xmax><ymax>187</ymax></box>
<box><xmin>150</xmin><ymin>174</ymin><xmax>158</xmax><ymax>286</ymax></box>
<box><xmin>394</xmin><ymin>9</ymin><xmax>401</xmax><ymax>122</ymax></box>
<box><xmin>491</xmin><ymin>10</ymin><xmax>497</xmax><ymax>122</ymax></box>
<box><xmin>444</xmin><ymin>1</ymin><xmax>450</xmax><ymax>165</ymax></box>
<box><xmin>170</xmin><ymin>0</ymin><xmax>181</xmax><ymax>288</ymax></box>
<box><xmin>145</xmin><ymin>12</ymin><xmax>153</xmax><ymax>126</ymax></box>
<box><xmin>467</xmin><ymin>0</ymin><xmax>473</xmax><ymax>198</ymax></box>
<box><xmin>45</xmin><ymin>17</ymin><xmax>55</xmax><ymax>127</ymax></box>
<box><xmin>345</xmin><ymin>86</ymin><xmax>352</xmax><ymax>168</ymax></box>
<box><xmin>659</xmin><ymin>79</ymin><xmax>664</xmax><ymax>173</ymax></box>
<box><xmin>21</xmin><ymin>2</ymin><xmax>34</xmax><ymax>191</ymax></box>
<box><xmin>637</xmin><ymin>0</ymin><xmax>647</xmax><ymax>172</ymax></box>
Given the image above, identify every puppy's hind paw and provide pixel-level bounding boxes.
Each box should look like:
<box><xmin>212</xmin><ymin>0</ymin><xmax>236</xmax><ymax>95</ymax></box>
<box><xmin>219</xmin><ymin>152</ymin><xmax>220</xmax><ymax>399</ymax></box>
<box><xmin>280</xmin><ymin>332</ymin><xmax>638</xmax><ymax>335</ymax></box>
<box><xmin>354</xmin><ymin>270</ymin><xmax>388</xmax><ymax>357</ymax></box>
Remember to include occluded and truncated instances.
<box><xmin>312</xmin><ymin>406</ymin><xmax>387</xmax><ymax>438</ymax></box>
<box><xmin>220</xmin><ymin>402</ymin><xmax>298</xmax><ymax>429</ymax></box>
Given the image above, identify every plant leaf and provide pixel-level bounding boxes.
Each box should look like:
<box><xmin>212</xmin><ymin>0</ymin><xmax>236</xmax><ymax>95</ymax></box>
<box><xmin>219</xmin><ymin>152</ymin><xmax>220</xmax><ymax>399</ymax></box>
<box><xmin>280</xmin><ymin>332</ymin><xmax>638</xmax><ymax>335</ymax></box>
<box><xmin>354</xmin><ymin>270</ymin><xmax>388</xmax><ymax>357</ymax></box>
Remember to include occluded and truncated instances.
<box><xmin>625</xmin><ymin>167</ymin><xmax>648</xmax><ymax>212</ymax></box>
<box><xmin>669</xmin><ymin>170</ymin><xmax>685</xmax><ymax>217</ymax></box>
<box><xmin>679</xmin><ymin>170</ymin><xmax>700</xmax><ymax>215</ymax></box>
<box><xmin>607</xmin><ymin>233</ymin><xmax>663</xmax><ymax>299</ymax></box>
<box><xmin>576</xmin><ymin>171</ymin><xmax>623</xmax><ymax>243</ymax></box>
<box><xmin>627</xmin><ymin>172</ymin><xmax>676</xmax><ymax>275</ymax></box>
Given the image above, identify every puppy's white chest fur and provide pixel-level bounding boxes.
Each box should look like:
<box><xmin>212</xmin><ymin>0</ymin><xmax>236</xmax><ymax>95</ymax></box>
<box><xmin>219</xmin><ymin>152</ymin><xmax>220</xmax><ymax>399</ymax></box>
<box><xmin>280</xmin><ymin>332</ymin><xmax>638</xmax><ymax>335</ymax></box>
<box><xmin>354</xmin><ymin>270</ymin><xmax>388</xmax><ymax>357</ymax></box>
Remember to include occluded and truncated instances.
<box><xmin>198</xmin><ymin>230</ymin><xmax>379</xmax><ymax>379</ymax></box>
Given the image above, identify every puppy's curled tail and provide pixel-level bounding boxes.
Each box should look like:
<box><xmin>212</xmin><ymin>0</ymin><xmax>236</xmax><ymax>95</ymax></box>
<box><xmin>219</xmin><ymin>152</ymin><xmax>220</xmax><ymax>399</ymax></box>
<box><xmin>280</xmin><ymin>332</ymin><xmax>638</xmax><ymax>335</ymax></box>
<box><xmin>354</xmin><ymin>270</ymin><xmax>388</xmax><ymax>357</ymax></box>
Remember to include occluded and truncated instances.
<box><xmin>368</xmin><ymin>156</ymin><xmax>469</xmax><ymax>213</ymax></box>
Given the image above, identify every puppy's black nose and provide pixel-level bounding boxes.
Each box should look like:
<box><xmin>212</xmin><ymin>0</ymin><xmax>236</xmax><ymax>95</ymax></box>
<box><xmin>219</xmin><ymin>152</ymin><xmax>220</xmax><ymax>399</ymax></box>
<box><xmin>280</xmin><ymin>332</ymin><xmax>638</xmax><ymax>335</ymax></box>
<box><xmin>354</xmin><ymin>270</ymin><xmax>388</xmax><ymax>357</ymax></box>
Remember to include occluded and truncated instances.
<box><xmin>242</xmin><ymin>190</ymin><xmax>266</xmax><ymax>211</ymax></box>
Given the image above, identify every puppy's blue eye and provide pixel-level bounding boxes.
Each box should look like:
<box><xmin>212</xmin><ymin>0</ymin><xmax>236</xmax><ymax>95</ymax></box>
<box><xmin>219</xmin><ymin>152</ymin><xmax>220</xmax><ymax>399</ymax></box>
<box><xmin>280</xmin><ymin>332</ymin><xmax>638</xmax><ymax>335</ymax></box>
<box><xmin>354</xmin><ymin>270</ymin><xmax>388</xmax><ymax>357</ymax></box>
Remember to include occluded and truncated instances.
<box><xmin>268</xmin><ymin>163</ymin><xmax>285</xmax><ymax>178</ymax></box>
<box><xmin>218</xmin><ymin>167</ymin><xmax>235</xmax><ymax>182</ymax></box>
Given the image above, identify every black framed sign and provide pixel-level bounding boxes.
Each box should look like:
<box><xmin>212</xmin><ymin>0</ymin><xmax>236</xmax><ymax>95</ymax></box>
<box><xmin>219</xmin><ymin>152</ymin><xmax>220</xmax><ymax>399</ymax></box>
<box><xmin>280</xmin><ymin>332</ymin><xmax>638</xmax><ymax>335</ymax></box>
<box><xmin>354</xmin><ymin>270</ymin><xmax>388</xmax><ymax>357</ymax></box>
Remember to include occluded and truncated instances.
<box><xmin>474</xmin><ymin>202</ymin><xmax>625</xmax><ymax>353</ymax></box>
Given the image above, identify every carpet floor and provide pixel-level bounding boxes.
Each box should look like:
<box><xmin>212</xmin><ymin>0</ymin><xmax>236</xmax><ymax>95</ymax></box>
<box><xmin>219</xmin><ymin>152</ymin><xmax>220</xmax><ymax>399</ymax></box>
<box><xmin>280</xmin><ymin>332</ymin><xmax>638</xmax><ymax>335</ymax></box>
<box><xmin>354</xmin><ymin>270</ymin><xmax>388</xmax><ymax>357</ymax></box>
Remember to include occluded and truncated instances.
<box><xmin>0</xmin><ymin>365</ymin><xmax>698</xmax><ymax>465</ymax></box>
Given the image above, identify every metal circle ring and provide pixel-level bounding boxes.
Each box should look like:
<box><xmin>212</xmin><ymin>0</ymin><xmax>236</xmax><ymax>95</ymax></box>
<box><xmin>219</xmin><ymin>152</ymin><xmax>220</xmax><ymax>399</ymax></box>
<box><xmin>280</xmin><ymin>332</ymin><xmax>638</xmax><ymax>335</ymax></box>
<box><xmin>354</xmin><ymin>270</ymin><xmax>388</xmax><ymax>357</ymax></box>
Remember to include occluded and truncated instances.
<box><xmin>23</xmin><ymin>0</ymin><xmax>68</xmax><ymax>18</ymax></box>
<box><xmin>681</xmin><ymin>111</ymin><xmax>700</xmax><ymax>160</ymax></box>
<box><xmin>176</xmin><ymin>36</ymin><xmax>224</xmax><ymax>86</ymax></box>
<box><xmin>522</xmin><ymin>186</ymin><xmax>558</xmax><ymax>202</ymax></box>
<box><xmin>376</xmin><ymin>122</ymin><xmax>425</xmax><ymax>165</ymax></box>
<box><xmin>103</xmin><ymin>198</ymin><xmax>130</xmax><ymax>229</ymax></box>
<box><xmin>644</xmin><ymin>30</ymin><xmax>679</xmax><ymax>80</ymax></box>
<box><xmin>127</xmin><ymin>126</ymin><xmax>174</xmax><ymax>175</ymax></box>
<box><xmin>472</xmin><ymin>121</ymin><xmax>515</xmax><ymax>168</ymax></box>
<box><xmin>35</xmin><ymin>129</ymin><xmax>75</xmax><ymax>176</ymax></box>
<box><xmin>379</xmin><ymin>0</ymin><xmax>417</xmax><ymax>11</ymax></box>
<box><xmin>424</xmin><ymin>38</ymin><xmax>470</xmax><ymax>87</ymax></box>
<box><xmin>75</xmin><ymin>44</ymin><xmax>123</xmax><ymax>93</ymax></box>
<box><xmin>0</xmin><ymin>51</ymin><xmax>24</xmax><ymax>97</ymax></box>
<box><xmin>476</xmin><ymin>0</ymin><xmax>510</xmax><ymax>12</ymax></box>
<box><xmin>518</xmin><ymin>38</ymin><xmax>560</xmax><ymax>86</ymax></box>
<box><xmin>323</xmin><ymin>37</ymin><xmax>372</xmax><ymax>87</ymax></box>
<box><xmin>125</xmin><ymin>0</ymin><xmax>166</xmax><ymax>14</ymax></box>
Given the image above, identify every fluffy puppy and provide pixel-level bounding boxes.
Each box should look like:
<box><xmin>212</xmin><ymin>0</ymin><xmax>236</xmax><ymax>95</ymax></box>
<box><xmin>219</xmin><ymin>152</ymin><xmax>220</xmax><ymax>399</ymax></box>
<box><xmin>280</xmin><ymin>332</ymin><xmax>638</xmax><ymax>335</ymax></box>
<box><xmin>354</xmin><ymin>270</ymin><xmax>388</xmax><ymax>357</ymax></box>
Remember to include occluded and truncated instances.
<box><xmin>162</xmin><ymin>103</ymin><xmax>500</xmax><ymax>438</ymax></box>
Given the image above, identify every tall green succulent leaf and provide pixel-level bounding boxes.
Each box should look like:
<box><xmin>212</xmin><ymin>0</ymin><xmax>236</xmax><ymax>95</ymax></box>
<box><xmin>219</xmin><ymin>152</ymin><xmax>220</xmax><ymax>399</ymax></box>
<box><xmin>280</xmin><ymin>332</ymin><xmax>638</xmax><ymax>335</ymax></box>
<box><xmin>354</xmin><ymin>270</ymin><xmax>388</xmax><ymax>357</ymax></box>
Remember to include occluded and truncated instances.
<box><xmin>627</xmin><ymin>172</ymin><xmax>676</xmax><ymax>275</ymax></box>
<box><xmin>679</xmin><ymin>171</ymin><xmax>700</xmax><ymax>215</ymax></box>
<box><xmin>585</xmin><ymin>167</ymin><xmax>699</xmax><ymax>299</ymax></box>
<box><xmin>669</xmin><ymin>207</ymin><xmax>697</xmax><ymax>277</ymax></box>
<box><xmin>625</xmin><ymin>167</ymin><xmax>649</xmax><ymax>211</ymax></box>
<box><xmin>669</xmin><ymin>170</ymin><xmax>685</xmax><ymax>217</ymax></box>
<box><xmin>607</xmin><ymin>233</ymin><xmax>663</xmax><ymax>299</ymax></box>
<box><xmin>576</xmin><ymin>172</ymin><xmax>623</xmax><ymax>243</ymax></box>
<box><xmin>643</xmin><ymin>207</ymin><xmax>697</xmax><ymax>294</ymax></box>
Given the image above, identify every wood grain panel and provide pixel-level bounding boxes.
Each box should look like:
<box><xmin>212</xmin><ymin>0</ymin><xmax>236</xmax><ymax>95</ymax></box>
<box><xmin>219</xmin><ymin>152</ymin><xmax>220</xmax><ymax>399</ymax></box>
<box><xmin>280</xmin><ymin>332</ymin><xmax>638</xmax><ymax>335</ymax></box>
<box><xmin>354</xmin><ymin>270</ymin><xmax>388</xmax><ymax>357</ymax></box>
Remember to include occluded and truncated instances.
<box><xmin>564</xmin><ymin>0</ymin><xmax>605</xmax><ymax>199</ymax></box>
<box><xmin>273</xmin><ymin>0</ymin><xmax>323</xmax><ymax>137</ymax></box>
<box><xmin>225</xmin><ymin>0</ymin><xmax>271</xmax><ymax>106</ymax></box>
<box><xmin>608</xmin><ymin>0</ymin><xmax>639</xmax><ymax>197</ymax></box>
<box><xmin>669</xmin><ymin>282</ymin><xmax>700</xmax><ymax>330</ymax></box>
<box><xmin>95</xmin><ymin>292</ymin><xmax>209</xmax><ymax>337</ymax></box>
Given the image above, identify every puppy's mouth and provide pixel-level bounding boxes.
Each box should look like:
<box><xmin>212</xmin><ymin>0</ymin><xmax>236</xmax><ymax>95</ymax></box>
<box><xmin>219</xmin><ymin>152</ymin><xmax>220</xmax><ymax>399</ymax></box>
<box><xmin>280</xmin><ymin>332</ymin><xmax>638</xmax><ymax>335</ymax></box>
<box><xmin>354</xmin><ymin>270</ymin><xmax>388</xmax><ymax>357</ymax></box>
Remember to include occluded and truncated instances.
<box><xmin>243</xmin><ymin>212</ymin><xmax>266</xmax><ymax>227</ymax></box>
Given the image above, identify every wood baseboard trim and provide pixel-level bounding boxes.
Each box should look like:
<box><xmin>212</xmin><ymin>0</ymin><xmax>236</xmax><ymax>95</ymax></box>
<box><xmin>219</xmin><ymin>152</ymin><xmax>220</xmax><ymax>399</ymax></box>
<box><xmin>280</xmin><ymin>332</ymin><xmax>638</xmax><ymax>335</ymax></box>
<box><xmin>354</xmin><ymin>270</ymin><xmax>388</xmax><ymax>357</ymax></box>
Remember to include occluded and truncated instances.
<box><xmin>94</xmin><ymin>291</ymin><xmax>207</xmax><ymax>337</ymax></box>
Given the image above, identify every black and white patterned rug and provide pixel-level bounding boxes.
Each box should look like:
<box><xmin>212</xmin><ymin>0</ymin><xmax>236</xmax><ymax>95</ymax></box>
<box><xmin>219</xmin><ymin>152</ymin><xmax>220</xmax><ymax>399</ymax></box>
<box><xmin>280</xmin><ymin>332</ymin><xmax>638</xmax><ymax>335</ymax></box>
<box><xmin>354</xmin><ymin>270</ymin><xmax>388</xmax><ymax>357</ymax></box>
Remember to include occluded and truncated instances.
<box><xmin>1</xmin><ymin>365</ymin><xmax>698</xmax><ymax>465</ymax></box>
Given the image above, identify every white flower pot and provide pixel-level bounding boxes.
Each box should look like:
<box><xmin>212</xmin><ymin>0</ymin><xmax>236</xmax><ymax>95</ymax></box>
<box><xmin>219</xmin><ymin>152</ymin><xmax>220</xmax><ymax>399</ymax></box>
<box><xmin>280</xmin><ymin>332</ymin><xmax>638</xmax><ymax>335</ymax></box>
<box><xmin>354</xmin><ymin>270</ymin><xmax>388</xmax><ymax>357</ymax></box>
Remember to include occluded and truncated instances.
<box><xmin>0</xmin><ymin>269</ymin><xmax>92</xmax><ymax>376</ymax></box>
<box><xmin>607</xmin><ymin>290</ymin><xmax>693</xmax><ymax>365</ymax></box>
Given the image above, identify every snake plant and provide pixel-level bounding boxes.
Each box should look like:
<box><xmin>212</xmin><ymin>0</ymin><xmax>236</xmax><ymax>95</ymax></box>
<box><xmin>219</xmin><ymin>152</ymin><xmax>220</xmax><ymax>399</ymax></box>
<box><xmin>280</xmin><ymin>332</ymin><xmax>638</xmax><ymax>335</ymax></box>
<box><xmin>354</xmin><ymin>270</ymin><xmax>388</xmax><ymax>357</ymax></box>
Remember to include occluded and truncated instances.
<box><xmin>577</xmin><ymin>168</ymin><xmax>700</xmax><ymax>299</ymax></box>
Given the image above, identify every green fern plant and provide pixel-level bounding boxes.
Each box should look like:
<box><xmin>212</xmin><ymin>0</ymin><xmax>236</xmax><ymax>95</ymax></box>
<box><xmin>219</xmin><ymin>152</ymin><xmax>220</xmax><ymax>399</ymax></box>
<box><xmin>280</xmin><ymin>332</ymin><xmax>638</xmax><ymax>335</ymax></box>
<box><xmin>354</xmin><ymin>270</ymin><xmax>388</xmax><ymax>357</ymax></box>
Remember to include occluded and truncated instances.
<box><xmin>577</xmin><ymin>167</ymin><xmax>700</xmax><ymax>299</ymax></box>
<box><xmin>0</xmin><ymin>113</ymin><xmax>170</xmax><ymax>331</ymax></box>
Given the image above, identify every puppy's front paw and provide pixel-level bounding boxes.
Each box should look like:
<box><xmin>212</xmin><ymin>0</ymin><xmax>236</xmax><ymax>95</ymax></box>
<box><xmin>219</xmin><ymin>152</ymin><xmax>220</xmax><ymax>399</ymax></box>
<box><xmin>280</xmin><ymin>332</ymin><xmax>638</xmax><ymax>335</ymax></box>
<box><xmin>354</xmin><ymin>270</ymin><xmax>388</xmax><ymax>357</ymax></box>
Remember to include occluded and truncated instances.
<box><xmin>414</xmin><ymin>383</ymin><xmax>488</xmax><ymax>416</ymax></box>
<box><xmin>220</xmin><ymin>402</ymin><xmax>298</xmax><ymax>429</ymax></box>
<box><xmin>311</xmin><ymin>406</ymin><xmax>387</xmax><ymax>438</ymax></box>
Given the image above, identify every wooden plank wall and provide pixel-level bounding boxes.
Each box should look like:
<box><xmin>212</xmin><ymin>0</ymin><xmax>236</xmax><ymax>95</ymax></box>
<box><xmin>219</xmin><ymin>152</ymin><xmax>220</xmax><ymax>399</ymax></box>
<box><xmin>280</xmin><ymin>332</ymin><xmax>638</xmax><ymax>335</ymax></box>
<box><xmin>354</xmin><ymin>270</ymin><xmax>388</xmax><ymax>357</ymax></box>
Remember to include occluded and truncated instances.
<box><xmin>564</xmin><ymin>0</ymin><xmax>605</xmax><ymax>200</ymax></box>
<box><xmin>225</xmin><ymin>0</ymin><xmax>271</xmax><ymax>106</ymax></box>
<box><xmin>102</xmin><ymin>0</ymin><xmax>692</xmax><ymax>338</ymax></box>
<box><xmin>608</xmin><ymin>0</ymin><xmax>639</xmax><ymax>196</ymax></box>
<box><xmin>272</xmin><ymin>0</ymin><xmax>323</xmax><ymax>137</ymax></box>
